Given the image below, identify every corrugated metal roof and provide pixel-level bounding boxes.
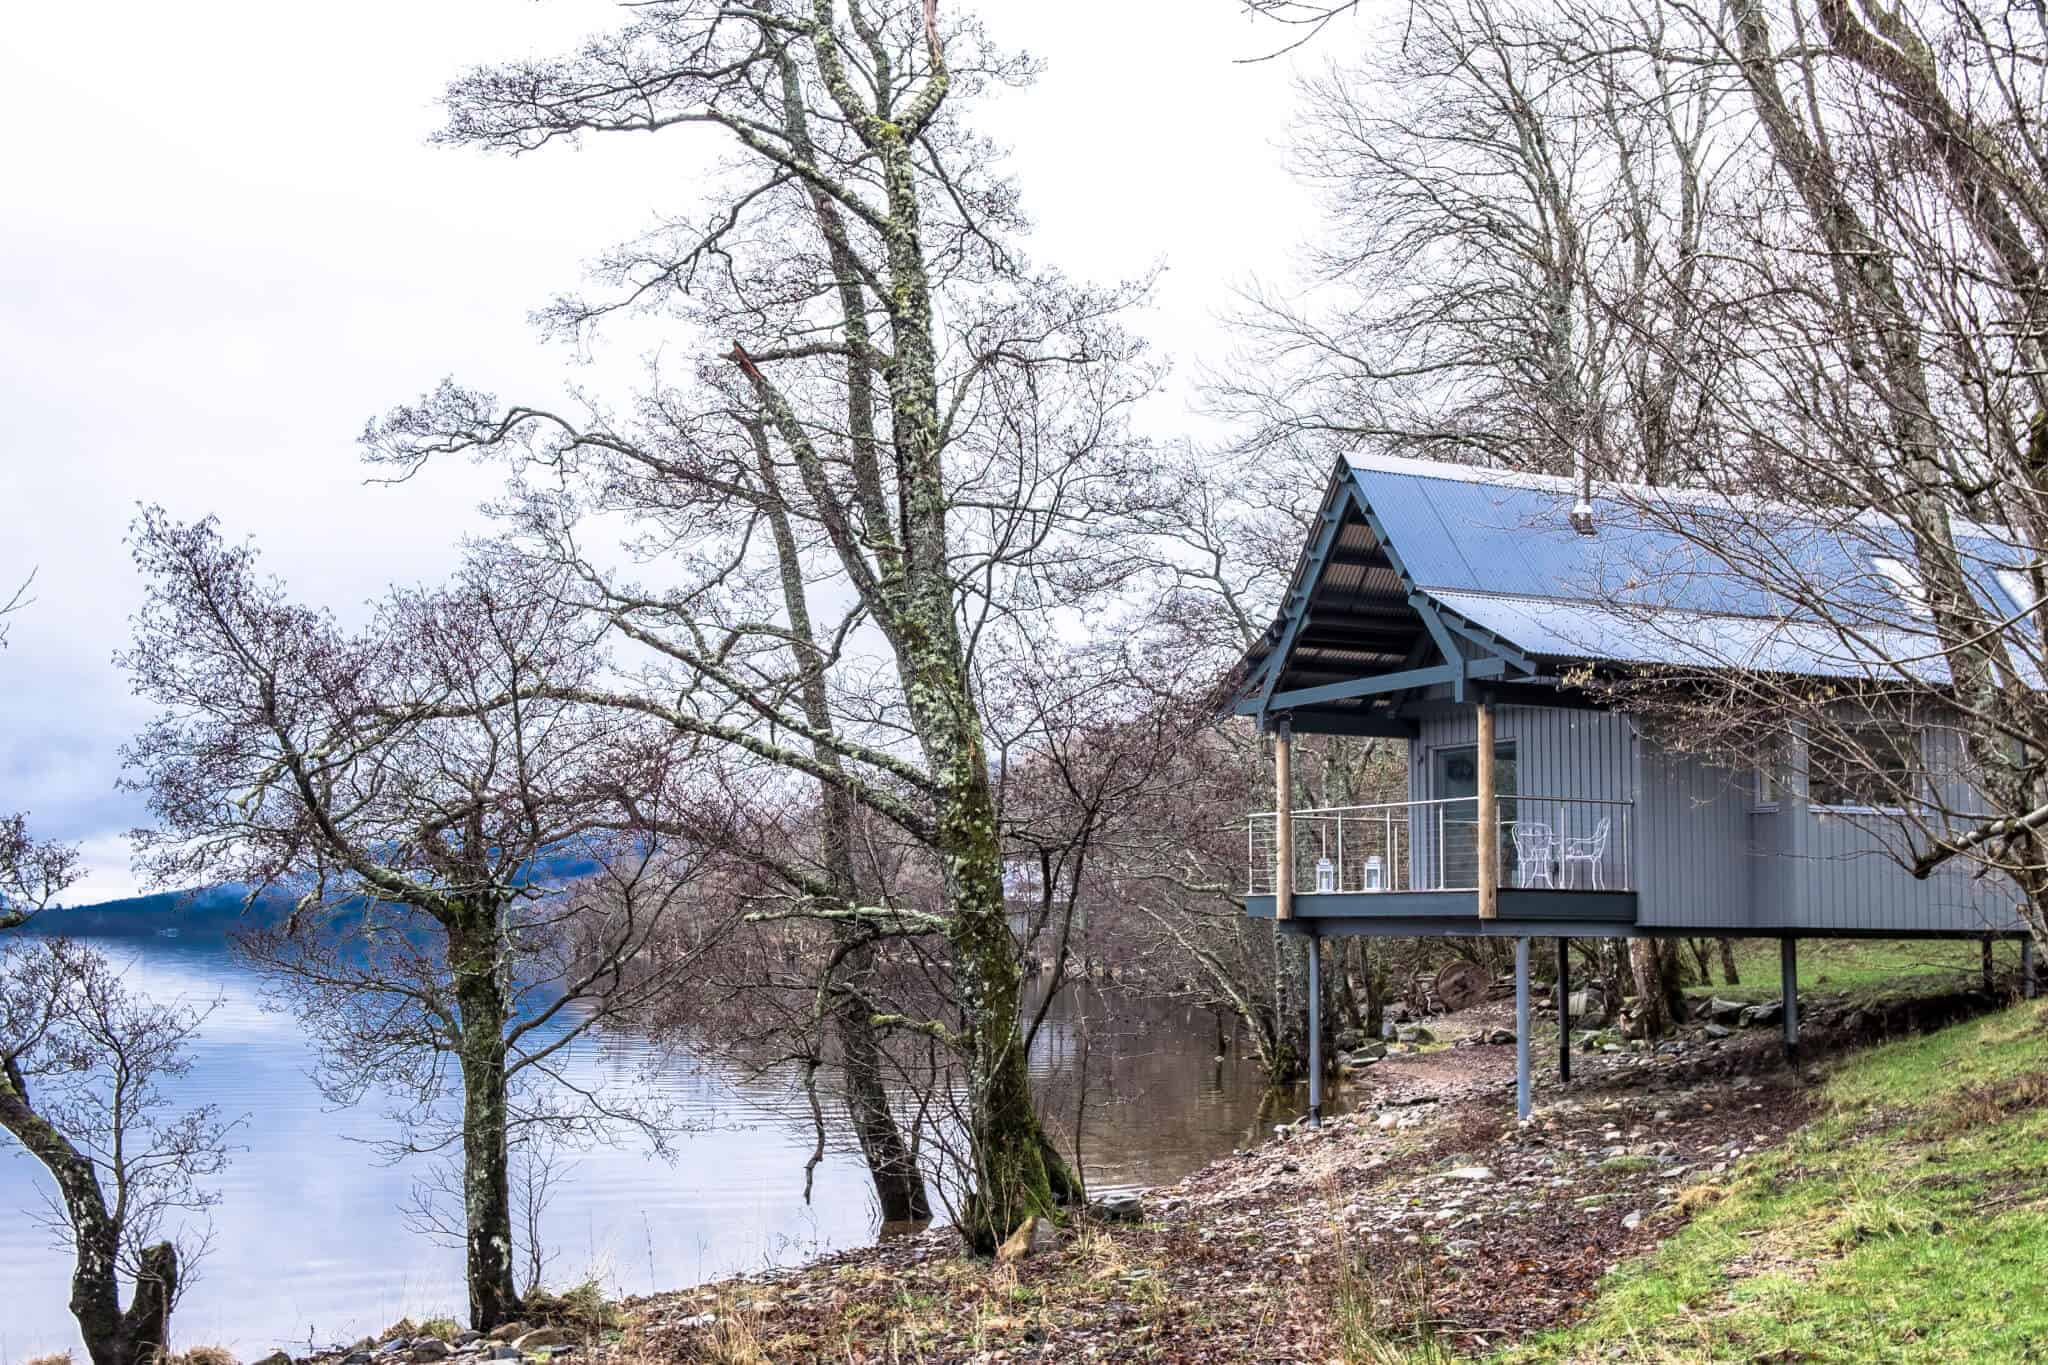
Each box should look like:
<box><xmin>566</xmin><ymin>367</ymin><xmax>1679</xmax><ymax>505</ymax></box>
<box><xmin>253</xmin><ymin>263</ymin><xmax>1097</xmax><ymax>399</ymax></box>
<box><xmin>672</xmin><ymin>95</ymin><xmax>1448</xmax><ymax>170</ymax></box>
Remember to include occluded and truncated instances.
<box><xmin>1429</xmin><ymin>591</ymin><xmax>1973</xmax><ymax>683</ymax></box>
<box><xmin>1348</xmin><ymin>453</ymin><xmax>2034</xmax><ymax>681</ymax></box>
<box><xmin>1227</xmin><ymin>454</ymin><xmax>2039</xmax><ymax>719</ymax></box>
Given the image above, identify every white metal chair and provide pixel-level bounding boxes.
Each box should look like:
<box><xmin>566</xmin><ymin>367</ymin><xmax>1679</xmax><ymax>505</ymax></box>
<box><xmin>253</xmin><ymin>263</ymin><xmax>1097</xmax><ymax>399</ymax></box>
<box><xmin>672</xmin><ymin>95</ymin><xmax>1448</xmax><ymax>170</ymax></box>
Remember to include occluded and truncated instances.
<box><xmin>1512</xmin><ymin>821</ymin><xmax>1556</xmax><ymax>887</ymax></box>
<box><xmin>1562</xmin><ymin>817</ymin><xmax>1612</xmax><ymax>890</ymax></box>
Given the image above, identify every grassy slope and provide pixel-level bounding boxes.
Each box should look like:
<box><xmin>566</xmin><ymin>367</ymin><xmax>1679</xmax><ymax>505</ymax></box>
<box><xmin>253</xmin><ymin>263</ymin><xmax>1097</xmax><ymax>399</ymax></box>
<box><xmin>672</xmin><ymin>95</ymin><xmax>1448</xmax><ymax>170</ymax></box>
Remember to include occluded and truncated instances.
<box><xmin>1683</xmin><ymin>936</ymin><xmax>2024</xmax><ymax>1005</ymax></box>
<box><xmin>1507</xmin><ymin>998</ymin><xmax>2048</xmax><ymax>1363</ymax></box>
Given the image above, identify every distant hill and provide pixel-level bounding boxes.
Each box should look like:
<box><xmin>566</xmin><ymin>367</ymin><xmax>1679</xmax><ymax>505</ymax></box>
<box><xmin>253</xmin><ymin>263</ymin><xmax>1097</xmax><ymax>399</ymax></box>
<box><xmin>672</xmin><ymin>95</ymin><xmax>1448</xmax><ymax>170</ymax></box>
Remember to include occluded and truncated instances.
<box><xmin>28</xmin><ymin>850</ymin><xmax>609</xmax><ymax>939</ymax></box>
<box><xmin>24</xmin><ymin>884</ymin><xmax>286</xmax><ymax>938</ymax></box>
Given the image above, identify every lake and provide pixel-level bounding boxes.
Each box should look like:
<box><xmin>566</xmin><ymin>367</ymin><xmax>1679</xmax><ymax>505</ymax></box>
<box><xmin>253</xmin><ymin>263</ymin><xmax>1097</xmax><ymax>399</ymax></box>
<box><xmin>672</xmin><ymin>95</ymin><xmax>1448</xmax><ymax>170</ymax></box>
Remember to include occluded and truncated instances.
<box><xmin>0</xmin><ymin>937</ymin><xmax>1299</xmax><ymax>1360</ymax></box>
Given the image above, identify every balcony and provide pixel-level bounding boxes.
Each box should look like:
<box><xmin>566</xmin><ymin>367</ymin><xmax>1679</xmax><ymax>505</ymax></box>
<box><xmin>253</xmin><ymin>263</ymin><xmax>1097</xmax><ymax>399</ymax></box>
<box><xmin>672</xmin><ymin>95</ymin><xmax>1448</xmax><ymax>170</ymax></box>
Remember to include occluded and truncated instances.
<box><xmin>1244</xmin><ymin>796</ymin><xmax>1638</xmax><ymax>930</ymax></box>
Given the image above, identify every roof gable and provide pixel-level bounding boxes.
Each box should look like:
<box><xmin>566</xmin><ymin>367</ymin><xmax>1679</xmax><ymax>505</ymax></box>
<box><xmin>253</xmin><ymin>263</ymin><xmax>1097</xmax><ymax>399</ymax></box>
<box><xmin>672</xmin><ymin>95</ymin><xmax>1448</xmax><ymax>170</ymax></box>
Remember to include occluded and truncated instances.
<box><xmin>1230</xmin><ymin>455</ymin><xmax>2040</xmax><ymax>731</ymax></box>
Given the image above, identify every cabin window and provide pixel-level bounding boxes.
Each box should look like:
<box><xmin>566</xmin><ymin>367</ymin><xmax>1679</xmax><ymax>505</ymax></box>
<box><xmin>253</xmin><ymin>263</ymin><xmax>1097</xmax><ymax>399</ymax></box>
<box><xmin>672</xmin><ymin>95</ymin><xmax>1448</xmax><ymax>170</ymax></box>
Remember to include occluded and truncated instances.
<box><xmin>1871</xmin><ymin>556</ymin><xmax>1930</xmax><ymax>620</ymax></box>
<box><xmin>1807</xmin><ymin>724</ymin><xmax>1920</xmax><ymax>811</ymax></box>
<box><xmin>1997</xmin><ymin>567</ymin><xmax>2042</xmax><ymax>617</ymax></box>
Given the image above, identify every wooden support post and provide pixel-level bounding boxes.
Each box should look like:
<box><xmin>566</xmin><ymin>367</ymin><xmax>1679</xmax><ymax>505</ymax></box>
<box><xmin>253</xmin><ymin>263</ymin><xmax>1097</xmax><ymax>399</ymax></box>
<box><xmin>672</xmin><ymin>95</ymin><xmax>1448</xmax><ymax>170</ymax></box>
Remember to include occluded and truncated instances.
<box><xmin>2025</xmin><ymin>938</ymin><xmax>2038</xmax><ymax>1001</ymax></box>
<box><xmin>1514</xmin><ymin>937</ymin><xmax>1532</xmax><ymax>1120</ymax></box>
<box><xmin>1781</xmin><ymin>937</ymin><xmax>1800</xmax><ymax>1063</ymax></box>
<box><xmin>1477</xmin><ymin>703</ymin><xmax>1498</xmax><ymax>919</ymax></box>
<box><xmin>1306</xmin><ymin>931</ymin><xmax>1323</xmax><ymax>1127</ymax></box>
<box><xmin>1557</xmin><ymin>937</ymin><xmax>1572</xmax><ymax>1085</ymax></box>
<box><xmin>1983</xmin><ymin>934</ymin><xmax>1996</xmax><ymax>995</ymax></box>
<box><xmin>1274</xmin><ymin>721</ymin><xmax>1294</xmax><ymax>923</ymax></box>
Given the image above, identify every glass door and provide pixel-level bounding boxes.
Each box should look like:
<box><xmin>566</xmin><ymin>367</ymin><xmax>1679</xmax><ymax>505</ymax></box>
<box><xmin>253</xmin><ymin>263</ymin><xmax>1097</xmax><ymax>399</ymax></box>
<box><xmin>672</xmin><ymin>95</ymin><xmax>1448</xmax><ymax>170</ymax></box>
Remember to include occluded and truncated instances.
<box><xmin>1434</xmin><ymin>742</ymin><xmax>1516</xmax><ymax>887</ymax></box>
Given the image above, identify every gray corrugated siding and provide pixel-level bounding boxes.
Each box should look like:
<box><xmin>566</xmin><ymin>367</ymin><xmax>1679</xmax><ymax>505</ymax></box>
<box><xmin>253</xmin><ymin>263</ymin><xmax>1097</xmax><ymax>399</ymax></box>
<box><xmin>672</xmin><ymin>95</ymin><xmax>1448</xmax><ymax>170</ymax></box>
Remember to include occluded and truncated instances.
<box><xmin>1773</xmin><ymin>723</ymin><xmax>2023</xmax><ymax>933</ymax></box>
<box><xmin>1636</xmin><ymin>743</ymin><xmax>1754</xmax><ymax>928</ymax></box>
<box><xmin>1401</xmin><ymin>703</ymin><xmax>2025</xmax><ymax>933</ymax></box>
<box><xmin>1408</xmin><ymin>704</ymin><xmax>1636</xmax><ymax>891</ymax></box>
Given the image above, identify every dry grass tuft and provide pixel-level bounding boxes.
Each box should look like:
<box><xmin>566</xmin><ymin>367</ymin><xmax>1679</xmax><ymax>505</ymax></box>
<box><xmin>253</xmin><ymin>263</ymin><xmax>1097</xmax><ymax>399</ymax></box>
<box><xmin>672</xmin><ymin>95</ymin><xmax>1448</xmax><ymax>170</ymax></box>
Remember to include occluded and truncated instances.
<box><xmin>1673</xmin><ymin>1182</ymin><xmax>1730</xmax><ymax>1217</ymax></box>
<box><xmin>26</xmin><ymin>1352</ymin><xmax>74</xmax><ymax>1365</ymax></box>
<box><xmin>523</xmin><ymin>1277</ymin><xmax>621</xmax><ymax>1333</ymax></box>
<box><xmin>169</xmin><ymin>1348</ymin><xmax>238</xmax><ymax>1365</ymax></box>
<box><xmin>1923</xmin><ymin>1069</ymin><xmax>2048</xmax><ymax>1138</ymax></box>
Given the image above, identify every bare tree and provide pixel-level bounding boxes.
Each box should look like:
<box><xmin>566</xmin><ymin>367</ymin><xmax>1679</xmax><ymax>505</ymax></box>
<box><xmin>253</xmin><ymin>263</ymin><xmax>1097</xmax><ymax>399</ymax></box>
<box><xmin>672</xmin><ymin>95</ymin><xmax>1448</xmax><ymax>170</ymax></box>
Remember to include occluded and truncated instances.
<box><xmin>119</xmin><ymin>512</ymin><xmax>711</xmax><ymax>1328</ymax></box>
<box><xmin>2</xmin><ymin>813</ymin><xmax>84</xmax><ymax>933</ymax></box>
<box><xmin>1</xmin><ymin>938</ymin><xmax>234</xmax><ymax>1365</ymax></box>
<box><xmin>363</xmin><ymin>0</ymin><xmax>1162</xmax><ymax>1253</ymax></box>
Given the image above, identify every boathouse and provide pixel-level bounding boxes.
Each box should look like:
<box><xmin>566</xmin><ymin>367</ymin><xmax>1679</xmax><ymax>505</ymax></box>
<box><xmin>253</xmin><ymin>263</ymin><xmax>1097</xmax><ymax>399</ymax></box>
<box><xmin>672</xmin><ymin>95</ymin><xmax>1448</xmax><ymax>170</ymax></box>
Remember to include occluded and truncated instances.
<box><xmin>1226</xmin><ymin>454</ymin><xmax>2039</xmax><ymax>1119</ymax></box>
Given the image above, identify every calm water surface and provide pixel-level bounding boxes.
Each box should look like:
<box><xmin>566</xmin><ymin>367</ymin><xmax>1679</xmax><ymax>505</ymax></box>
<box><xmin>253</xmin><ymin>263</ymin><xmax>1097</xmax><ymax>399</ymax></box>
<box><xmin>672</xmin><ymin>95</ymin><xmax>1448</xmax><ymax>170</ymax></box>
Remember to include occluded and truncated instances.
<box><xmin>1</xmin><ymin>938</ymin><xmax>1296</xmax><ymax>1360</ymax></box>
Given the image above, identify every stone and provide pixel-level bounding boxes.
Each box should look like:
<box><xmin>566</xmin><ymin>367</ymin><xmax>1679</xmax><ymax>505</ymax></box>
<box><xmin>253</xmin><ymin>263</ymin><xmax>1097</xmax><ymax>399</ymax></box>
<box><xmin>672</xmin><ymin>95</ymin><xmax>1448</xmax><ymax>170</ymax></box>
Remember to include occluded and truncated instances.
<box><xmin>1353</xmin><ymin>1039</ymin><xmax>1389</xmax><ymax>1061</ymax></box>
<box><xmin>1705</xmin><ymin>997</ymin><xmax>1747</xmax><ymax>1023</ymax></box>
<box><xmin>1566</xmin><ymin>989</ymin><xmax>1605</xmax><ymax>1017</ymax></box>
<box><xmin>253</xmin><ymin>1353</ymin><xmax>292</xmax><ymax>1365</ymax></box>
<box><xmin>485</xmin><ymin>1348</ymin><xmax>519</xmax><ymax>1362</ymax></box>
<box><xmin>485</xmin><ymin>1325</ymin><xmax>529</xmax><ymax>1346</ymax></box>
<box><xmin>1485</xmin><ymin>1027</ymin><xmax>1516</xmax><ymax>1045</ymax></box>
<box><xmin>1092</xmin><ymin>1193</ymin><xmax>1144</xmax><ymax>1222</ymax></box>
<box><xmin>512</xmin><ymin>1330</ymin><xmax>576</xmax><ymax>1353</ymax></box>
<box><xmin>455</xmin><ymin>1334</ymin><xmax>483</xmax><ymax>1347</ymax></box>
<box><xmin>512</xmin><ymin>1334</ymin><xmax>577</xmax><ymax>1358</ymax></box>
<box><xmin>410</xmin><ymin>1345</ymin><xmax>454</xmax><ymax>1364</ymax></box>
<box><xmin>1703</xmin><ymin>1023</ymin><xmax>1733</xmax><ymax>1040</ymax></box>
<box><xmin>343</xmin><ymin>1355</ymin><xmax>372</xmax><ymax>1365</ymax></box>
<box><xmin>1397</xmin><ymin>1024</ymin><xmax>1436</xmax><ymax>1044</ymax></box>
<box><xmin>1739</xmin><ymin>1000</ymin><xmax>1783</xmax><ymax>1028</ymax></box>
<box><xmin>1335</xmin><ymin>1029</ymin><xmax>1366</xmax><ymax>1051</ymax></box>
<box><xmin>1447</xmin><ymin>1166</ymin><xmax>1494</xmax><ymax>1181</ymax></box>
<box><xmin>1622</xmin><ymin>1209</ymin><xmax>1644</xmax><ymax>1231</ymax></box>
<box><xmin>996</xmin><ymin>1214</ymin><xmax>1057</xmax><ymax>1264</ymax></box>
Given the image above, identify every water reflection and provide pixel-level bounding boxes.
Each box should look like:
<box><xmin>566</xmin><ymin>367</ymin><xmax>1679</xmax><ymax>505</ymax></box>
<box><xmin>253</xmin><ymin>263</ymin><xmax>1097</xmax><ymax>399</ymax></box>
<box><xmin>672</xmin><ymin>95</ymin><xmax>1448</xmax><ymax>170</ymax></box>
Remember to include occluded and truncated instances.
<box><xmin>0</xmin><ymin>942</ymin><xmax>1299</xmax><ymax>1360</ymax></box>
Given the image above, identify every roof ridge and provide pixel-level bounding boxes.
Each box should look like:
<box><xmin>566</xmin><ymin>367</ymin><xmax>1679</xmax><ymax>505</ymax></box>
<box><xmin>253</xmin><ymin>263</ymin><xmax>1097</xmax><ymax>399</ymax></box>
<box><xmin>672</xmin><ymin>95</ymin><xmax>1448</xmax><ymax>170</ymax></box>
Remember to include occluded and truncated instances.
<box><xmin>1424</xmin><ymin>584</ymin><xmax>1822</xmax><ymax>629</ymax></box>
<box><xmin>1343</xmin><ymin>451</ymin><xmax>2023</xmax><ymax>547</ymax></box>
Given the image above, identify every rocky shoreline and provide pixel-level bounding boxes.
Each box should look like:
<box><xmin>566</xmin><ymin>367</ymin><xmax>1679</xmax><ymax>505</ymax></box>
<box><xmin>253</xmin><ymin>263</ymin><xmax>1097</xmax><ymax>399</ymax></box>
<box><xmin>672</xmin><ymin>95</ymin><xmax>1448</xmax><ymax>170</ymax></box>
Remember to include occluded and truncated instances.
<box><xmin>254</xmin><ymin>982</ymin><xmax>2004</xmax><ymax>1365</ymax></box>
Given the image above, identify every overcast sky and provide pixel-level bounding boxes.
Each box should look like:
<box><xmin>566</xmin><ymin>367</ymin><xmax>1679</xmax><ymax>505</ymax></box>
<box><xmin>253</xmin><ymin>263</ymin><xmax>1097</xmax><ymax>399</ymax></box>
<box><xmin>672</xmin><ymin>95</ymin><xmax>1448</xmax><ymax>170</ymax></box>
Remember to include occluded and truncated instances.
<box><xmin>0</xmin><ymin>1</ymin><xmax>1323</xmax><ymax>902</ymax></box>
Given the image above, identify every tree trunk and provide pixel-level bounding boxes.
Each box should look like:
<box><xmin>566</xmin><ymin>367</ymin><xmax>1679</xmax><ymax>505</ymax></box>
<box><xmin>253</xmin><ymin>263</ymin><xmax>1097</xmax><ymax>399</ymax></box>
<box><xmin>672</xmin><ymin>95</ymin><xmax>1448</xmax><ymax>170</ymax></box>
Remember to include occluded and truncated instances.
<box><xmin>834</xmin><ymin>955</ymin><xmax>929</xmax><ymax>1224</ymax></box>
<box><xmin>937</xmin><ymin>754</ymin><xmax>1077</xmax><ymax>1253</ymax></box>
<box><xmin>1688</xmin><ymin>938</ymin><xmax>1714</xmax><ymax>986</ymax></box>
<box><xmin>451</xmin><ymin>911</ymin><xmax>519</xmax><ymax>1329</ymax></box>
<box><xmin>1719</xmin><ymin>938</ymin><xmax>1741</xmax><ymax>986</ymax></box>
<box><xmin>0</xmin><ymin>1068</ymin><xmax>175</xmax><ymax>1365</ymax></box>
<box><xmin>754</xmin><ymin>431</ymin><xmax>933</xmax><ymax>1229</ymax></box>
<box><xmin>1361</xmin><ymin>938</ymin><xmax>1388</xmax><ymax>1039</ymax></box>
<box><xmin>1629</xmin><ymin>938</ymin><xmax>1673</xmax><ymax>1038</ymax></box>
<box><xmin>1336</xmin><ymin>939</ymin><xmax>1365</xmax><ymax>1032</ymax></box>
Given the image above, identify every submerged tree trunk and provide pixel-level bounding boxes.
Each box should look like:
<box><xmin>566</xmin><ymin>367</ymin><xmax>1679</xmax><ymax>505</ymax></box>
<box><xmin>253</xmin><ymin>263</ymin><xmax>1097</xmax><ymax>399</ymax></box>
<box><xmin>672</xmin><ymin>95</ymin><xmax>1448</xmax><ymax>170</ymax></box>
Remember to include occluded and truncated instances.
<box><xmin>451</xmin><ymin>910</ymin><xmax>519</xmax><ymax>1329</ymax></box>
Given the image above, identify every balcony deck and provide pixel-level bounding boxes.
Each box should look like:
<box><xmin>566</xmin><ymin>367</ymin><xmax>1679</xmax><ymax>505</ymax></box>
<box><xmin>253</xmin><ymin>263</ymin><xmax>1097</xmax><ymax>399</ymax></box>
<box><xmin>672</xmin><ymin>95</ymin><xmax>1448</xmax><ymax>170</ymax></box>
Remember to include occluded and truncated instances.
<box><xmin>1244</xmin><ymin>887</ymin><xmax>1638</xmax><ymax>935</ymax></box>
<box><xmin>1248</xmin><ymin>795</ymin><xmax>1638</xmax><ymax>935</ymax></box>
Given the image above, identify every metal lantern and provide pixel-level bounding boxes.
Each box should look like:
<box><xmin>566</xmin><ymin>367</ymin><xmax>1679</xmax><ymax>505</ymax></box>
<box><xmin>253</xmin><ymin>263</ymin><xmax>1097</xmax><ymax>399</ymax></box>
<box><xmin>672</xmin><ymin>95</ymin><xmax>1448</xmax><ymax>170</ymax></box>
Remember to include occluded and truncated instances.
<box><xmin>1315</xmin><ymin>856</ymin><xmax>1335</xmax><ymax>893</ymax></box>
<box><xmin>1364</xmin><ymin>855</ymin><xmax>1385</xmax><ymax>891</ymax></box>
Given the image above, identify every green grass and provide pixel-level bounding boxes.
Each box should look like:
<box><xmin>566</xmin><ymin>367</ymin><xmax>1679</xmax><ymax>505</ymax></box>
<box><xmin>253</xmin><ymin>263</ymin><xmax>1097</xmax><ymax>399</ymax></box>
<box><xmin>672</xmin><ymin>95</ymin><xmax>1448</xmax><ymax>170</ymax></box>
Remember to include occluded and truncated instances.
<box><xmin>1504</xmin><ymin>999</ymin><xmax>2048</xmax><ymax>1363</ymax></box>
<box><xmin>1682</xmin><ymin>937</ymin><xmax>2020</xmax><ymax>1004</ymax></box>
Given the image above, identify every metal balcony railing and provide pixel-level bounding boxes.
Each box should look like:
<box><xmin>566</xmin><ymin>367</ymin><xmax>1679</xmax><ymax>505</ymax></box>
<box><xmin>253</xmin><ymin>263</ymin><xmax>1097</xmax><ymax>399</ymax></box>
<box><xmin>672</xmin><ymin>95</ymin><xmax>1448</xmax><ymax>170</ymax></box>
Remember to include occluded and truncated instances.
<box><xmin>1248</xmin><ymin>796</ymin><xmax>1634</xmax><ymax>897</ymax></box>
